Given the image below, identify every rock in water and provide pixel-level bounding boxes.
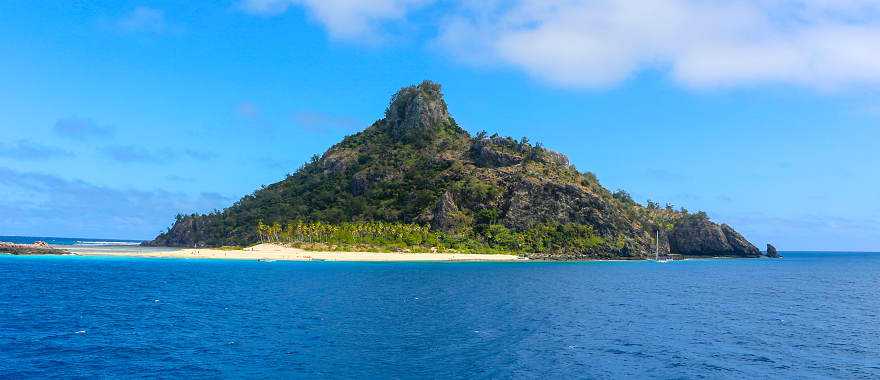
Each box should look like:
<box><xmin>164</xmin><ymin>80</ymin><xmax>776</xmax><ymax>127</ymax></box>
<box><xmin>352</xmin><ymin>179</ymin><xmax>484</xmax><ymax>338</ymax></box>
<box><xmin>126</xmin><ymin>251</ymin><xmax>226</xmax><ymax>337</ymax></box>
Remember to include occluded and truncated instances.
<box><xmin>766</xmin><ymin>244</ymin><xmax>780</xmax><ymax>258</ymax></box>
<box><xmin>0</xmin><ymin>242</ymin><xmax>70</xmax><ymax>255</ymax></box>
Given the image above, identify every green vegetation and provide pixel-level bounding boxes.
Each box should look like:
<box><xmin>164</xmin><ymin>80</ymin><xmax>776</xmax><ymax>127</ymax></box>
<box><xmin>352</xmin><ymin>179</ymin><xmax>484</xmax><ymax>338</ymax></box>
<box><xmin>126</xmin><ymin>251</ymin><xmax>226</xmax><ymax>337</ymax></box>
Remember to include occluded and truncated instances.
<box><xmin>255</xmin><ymin>220</ymin><xmax>619</xmax><ymax>256</ymax></box>
<box><xmin>216</xmin><ymin>246</ymin><xmax>244</xmax><ymax>251</ymax></box>
<box><xmin>257</xmin><ymin>220</ymin><xmax>440</xmax><ymax>252</ymax></box>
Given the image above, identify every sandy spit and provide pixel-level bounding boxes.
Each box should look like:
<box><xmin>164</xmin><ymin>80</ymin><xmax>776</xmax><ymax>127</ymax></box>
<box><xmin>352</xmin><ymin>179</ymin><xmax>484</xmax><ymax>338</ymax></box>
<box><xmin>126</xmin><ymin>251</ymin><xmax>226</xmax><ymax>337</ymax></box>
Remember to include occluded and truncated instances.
<box><xmin>72</xmin><ymin>243</ymin><xmax>526</xmax><ymax>262</ymax></box>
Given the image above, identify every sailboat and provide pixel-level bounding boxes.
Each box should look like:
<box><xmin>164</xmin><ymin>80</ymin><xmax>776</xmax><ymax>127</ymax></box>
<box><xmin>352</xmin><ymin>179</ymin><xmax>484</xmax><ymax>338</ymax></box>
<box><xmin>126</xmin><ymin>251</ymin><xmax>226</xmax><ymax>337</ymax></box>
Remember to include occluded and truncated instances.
<box><xmin>655</xmin><ymin>230</ymin><xmax>671</xmax><ymax>263</ymax></box>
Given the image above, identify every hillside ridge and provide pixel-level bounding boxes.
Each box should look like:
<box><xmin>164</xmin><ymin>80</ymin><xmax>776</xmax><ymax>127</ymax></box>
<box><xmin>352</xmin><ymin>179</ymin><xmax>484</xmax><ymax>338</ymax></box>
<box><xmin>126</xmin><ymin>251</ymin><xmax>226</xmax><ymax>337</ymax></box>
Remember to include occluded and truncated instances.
<box><xmin>148</xmin><ymin>81</ymin><xmax>763</xmax><ymax>260</ymax></box>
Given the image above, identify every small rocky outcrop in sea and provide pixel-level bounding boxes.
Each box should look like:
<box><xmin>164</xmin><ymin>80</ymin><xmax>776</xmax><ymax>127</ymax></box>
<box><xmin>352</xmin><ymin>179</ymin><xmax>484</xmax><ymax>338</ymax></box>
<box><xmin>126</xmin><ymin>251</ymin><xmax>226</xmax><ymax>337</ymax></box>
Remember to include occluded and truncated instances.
<box><xmin>766</xmin><ymin>244</ymin><xmax>780</xmax><ymax>258</ymax></box>
<box><xmin>0</xmin><ymin>242</ymin><xmax>70</xmax><ymax>255</ymax></box>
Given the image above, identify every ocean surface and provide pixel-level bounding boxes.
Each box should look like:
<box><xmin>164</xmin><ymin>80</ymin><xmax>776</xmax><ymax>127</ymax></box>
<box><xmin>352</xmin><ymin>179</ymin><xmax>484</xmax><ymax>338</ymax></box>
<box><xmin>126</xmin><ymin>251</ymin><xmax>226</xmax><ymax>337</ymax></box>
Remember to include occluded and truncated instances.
<box><xmin>0</xmin><ymin>235</ymin><xmax>144</xmax><ymax>246</ymax></box>
<box><xmin>1</xmin><ymin>246</ymin><xmax>878</xmax><ymax>378</ymax></box>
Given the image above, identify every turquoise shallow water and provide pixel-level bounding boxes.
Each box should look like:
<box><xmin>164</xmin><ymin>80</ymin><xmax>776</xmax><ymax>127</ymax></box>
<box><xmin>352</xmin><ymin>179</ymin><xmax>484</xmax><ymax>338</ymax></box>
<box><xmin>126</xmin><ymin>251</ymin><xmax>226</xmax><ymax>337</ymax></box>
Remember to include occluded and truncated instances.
<box><xmin>1</xmin><ymin>251</ymin><xmax>878</xmax><ymax>378</ymax></box>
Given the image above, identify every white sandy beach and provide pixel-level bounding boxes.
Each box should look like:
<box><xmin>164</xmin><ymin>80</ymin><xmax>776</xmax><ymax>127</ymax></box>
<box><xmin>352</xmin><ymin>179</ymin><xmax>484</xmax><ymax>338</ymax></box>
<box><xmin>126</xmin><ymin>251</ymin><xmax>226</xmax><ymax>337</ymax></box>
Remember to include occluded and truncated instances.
<box><xmin>70</xmin><ymin>243</ymin><xmax>525</xmax><ymax>262</ymax></box>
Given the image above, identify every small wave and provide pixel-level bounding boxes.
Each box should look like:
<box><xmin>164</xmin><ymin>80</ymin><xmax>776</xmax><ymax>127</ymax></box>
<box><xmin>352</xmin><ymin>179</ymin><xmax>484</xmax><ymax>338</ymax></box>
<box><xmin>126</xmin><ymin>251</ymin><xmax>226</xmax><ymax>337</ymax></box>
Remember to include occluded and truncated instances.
<box><xmin>74</xmin><ymin>241</ymin><xmax>142</xmax><ymax>246</ymax></box>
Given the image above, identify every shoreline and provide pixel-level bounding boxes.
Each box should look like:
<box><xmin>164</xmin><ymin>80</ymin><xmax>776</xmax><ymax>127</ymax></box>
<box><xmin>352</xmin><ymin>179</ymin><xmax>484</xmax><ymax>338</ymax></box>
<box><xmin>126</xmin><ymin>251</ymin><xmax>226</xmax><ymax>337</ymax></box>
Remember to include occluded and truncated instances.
<box><xmin>1</xmin><ymin>243</ymin><xmax>770</xmax><ymax>263</ymax></box>
<box><xmin>66</xmin><ymin>243</ymin><xmax>527</xmax><ymax>262</ymax></box>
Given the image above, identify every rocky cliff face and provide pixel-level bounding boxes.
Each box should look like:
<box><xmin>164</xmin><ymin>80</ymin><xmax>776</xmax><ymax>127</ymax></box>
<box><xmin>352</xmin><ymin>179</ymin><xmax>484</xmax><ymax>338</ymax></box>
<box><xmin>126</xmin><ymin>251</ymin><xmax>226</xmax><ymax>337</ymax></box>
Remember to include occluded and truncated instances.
<box><xmin>151</xmin><ymin>215</ymin><xmax>213</xmax><ymax>248</ymax></box>
<box><xmin>148</xmin><ymin>80</ymin><xmax>762</xmax><ymax>259</ymax></box>
<box><xmin>669</xmin><ymin>216</ymin><xmax>761</xmax><ymax>257</ymax></box>
<box><xmin>384</xmin><ymin>81</ymin><xmax>451</xmax><ymax>141</ymax></box>
<box><xmin>431</xmin><ymin>191</ymin><xmax>459</xmax><ymax>232</ymax></box>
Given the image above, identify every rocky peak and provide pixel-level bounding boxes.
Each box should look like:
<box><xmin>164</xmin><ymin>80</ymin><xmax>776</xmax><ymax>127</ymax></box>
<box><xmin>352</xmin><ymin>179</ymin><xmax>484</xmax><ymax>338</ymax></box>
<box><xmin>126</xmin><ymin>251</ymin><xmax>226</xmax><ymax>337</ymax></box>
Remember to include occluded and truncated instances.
<box><xmin>384</xmin><ymin>80</ymin><xmax>452</xmax><ymax>139</ymax></box>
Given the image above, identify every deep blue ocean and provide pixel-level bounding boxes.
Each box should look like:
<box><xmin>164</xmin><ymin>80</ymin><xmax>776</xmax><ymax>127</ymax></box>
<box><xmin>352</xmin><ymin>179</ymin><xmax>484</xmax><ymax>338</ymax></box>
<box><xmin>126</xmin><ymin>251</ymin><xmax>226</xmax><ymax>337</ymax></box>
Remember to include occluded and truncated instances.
<box><xmin>1</xmin><ymin>247</ymin><xmax>878</xmax><ymax>378</ymax></box>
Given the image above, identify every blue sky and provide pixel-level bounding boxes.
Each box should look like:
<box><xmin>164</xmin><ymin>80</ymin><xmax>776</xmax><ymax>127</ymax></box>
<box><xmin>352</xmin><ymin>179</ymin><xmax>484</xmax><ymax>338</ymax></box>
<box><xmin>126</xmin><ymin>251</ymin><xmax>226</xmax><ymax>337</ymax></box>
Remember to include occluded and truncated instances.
<box><xmin>1</xmin><ymin>1</ymin><xmax>879</xmax><ymax>250</ymax></box>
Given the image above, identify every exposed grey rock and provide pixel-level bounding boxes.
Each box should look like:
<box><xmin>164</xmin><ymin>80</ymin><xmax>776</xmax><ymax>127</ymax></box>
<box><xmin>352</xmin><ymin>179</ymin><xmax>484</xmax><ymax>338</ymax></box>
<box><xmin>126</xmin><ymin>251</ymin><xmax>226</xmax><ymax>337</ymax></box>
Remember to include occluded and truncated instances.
<box><xmin>669</xmin><ymin>216</ymin><xmax>730</xmax><ymax>254</ymax></box>
<box><xmin>473</xmin><ymin>139</ymin><xmax>523</xmax><ymax>167</ymax></box>
<box><xmin>351</xmin><ymin>171</ymin><xmax>369</xmax><ymax>196</ymax></box>
<box><xmin>544</xmin><ymin>150</ymin><xmax>570</xmax><ymax>167</ymax></box>
<box><xmin>384</xmin><ymin>80</ymin><xmax>451</xmax><ymax>140</ymax></box>
<box><xmin>501</xmin><ymin>178</ymin><xmax>652</xmax><ymax>258</ymax></box>
<box><xmin>351</xmin><ymin>170</ymin><xmax>387</xmax><ymax>196</ymax></box>
<box><xmin>144</xmin><ymin>217</ymin><xmax>210</xmax><ymax>247</ymax></box>
<box><xmin>431</xmin><ymin>191</ymin><xmax>459</xmax><ymax>232</ymax></box>
<box><xmin>0</xmin><ymin>242</ymin><xmax>70</xmax><ymax>255</ymax></box>
<box><xmin>504</xmin><ymin>179</ymin><xmax>608</xmax><ymax>232</ymax></box>
<box><xmin>669</xmin><ymin>216</ymin><xmax>761</xmax><ymax>257</ymax></box>
<box><xmin>766</xmin><ymin>243</ymin><xmax>780</xmax><ymax>258</ymax></box>
<box><xmin>321</xmin><ymin>150</ymin><xmax>355</xmax><ymax>175</ymax></box>
<box><xmin>720</xmin><ymin>224</ymin><xmax>761</xmax><ymax>257</ymax></box>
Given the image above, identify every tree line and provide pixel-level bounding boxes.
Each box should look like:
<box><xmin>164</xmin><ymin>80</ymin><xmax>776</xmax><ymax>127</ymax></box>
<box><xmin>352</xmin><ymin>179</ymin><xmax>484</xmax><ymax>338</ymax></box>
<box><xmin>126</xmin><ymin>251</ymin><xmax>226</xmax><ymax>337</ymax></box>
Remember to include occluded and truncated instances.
<box><xmin>256</xmin><ymin>220</ymin><xmax>619</xmax><ymax>256</ymax></box>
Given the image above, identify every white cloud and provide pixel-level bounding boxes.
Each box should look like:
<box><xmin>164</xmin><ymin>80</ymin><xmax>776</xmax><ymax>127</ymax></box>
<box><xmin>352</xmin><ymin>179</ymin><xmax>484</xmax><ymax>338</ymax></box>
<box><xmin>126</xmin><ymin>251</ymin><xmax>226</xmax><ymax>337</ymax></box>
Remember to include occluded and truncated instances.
<box><xmin>239</xmin><ymin>0</ymin><xmax>430</xmax><ymax>40</ymax></box>
<box><xmin>116</xmin><ymin>6</ymin><xmax>169</xmax><ymax>34</ymax></box>
<box><xmin>238</xmin><ymin>0</ymin><xmax>880</xmax><ymax>89</ymax></box>
<box><xmin>437</xmin><ymin>0</ymin><xmax>880</xmax><ymax>89</ymax></box>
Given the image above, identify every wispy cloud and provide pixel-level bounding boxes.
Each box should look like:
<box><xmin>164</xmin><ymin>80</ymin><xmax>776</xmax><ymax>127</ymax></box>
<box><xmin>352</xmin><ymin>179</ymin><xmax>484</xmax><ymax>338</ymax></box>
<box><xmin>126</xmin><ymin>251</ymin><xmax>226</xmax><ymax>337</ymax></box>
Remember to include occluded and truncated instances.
<box><xmin>255</xmin><ymin>156</ymin><xmax>292</xmax><ymax>170</ymax></box>
<box><xmin>236</xmin><ymin>102</ymin><xmax>260</xmax><ymax>119</ymax></box>
<box><xmin>293</xmin><ymin>111</ymin><xmax>358</xmax><ymax>134</ymax></box>
<box><xmin>238</xmin><ymin>0</ymin><xmax>429</xmax><ymax>41</ymax></box>
<box><xmin>183</xmin><ymin>149</ymin><xmax>218</xmax><ymax>161</ymax></box>
<box><xmin>238</xmin><ymin>0</ymin><xmax>295</xmax><ymax>16</ymax></box>
<box><xmin>716</xmin><ymin>194</ymin><xmax>734</xmax><ymax>203</ymax></box>
<box><xmin>242</xmin><ymin>0</ymin><xmax>880</xmax><ymax>90</ymax></box>
<box><xmin>0</xmin><ymin>167</ymin><xmax>231</xmax><ymax>239</ymax></box>
<box><xmin>100</xmin><ymin>145</ymin><xmax>217</xmax><ymax>164</ymax></box>
<box><xmin>644</xmin><ymin>168</ymin><xmax>689</xmax><ymax>182</ymax></box>
<box><xmin>721</xmin><ymin>211</ymin><xmax>880</xmax><ymax>251</ymax></box>
<box><xmin>100</xmin><ymin>145</ymin><xmax>171</xmax><ymax>164</ymax></box>
<box><xmin>164</xmin><ymin>174</ymin><xmax>195</xmax><ymax>183</ymax></box>
<box><xmin>115</xmin><ymin>6</ymin><xmax>177</xmax><ymax>34</ymax></box>
<box><xmin>53</xmin><ymin>117</ymin><xmax>115</xmax><ymax>141</ymax></box>
<box><xmin>436</xmin><ymin>1</ymin><xmax>880</xmax><ymax>89</ymax></box>
<box><xmin>0</xmin><ymin>140</ymin><xmax>74</xmax><ymax>161</ymax></box>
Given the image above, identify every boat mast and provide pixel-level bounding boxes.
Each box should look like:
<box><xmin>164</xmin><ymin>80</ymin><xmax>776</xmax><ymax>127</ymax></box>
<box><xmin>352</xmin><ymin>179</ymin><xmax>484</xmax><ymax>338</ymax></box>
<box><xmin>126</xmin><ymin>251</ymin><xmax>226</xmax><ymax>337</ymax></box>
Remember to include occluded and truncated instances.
<box><xmin>655</xmin><ymin>230</ymin><xmax>659</xmax><ymax>260</ymax></box>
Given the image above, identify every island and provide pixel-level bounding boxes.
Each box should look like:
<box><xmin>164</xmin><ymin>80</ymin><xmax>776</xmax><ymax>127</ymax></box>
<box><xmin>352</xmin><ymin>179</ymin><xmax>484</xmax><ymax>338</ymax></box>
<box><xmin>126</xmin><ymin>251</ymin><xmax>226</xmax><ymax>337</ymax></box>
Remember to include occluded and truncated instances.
<box><xmin>146</xmin><ymin>81</ymin><xmax>771</xmax><ymax>261</ymax></box>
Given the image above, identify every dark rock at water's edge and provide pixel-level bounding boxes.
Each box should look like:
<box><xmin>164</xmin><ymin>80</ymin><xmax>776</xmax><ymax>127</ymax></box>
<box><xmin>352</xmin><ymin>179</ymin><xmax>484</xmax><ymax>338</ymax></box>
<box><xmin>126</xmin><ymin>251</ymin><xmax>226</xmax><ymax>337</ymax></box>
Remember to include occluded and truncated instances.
<box><xmin>766</xmin><ymin>244</ymin><xmax>781</xmax><ymax>258</ymax></box>
<box><xmin>0</xmin><ymin>241</ymin><xmax>71</xmax><ymax>255</ymax></box>
<box><xmin>147</xmin><ymin>80</ymin><xmax>765</xmax><ymax>260</ymax></box>
<box><xmin>668</xmin><ymin>216</ymin><xmax>761</xmax><ymax>257</ymax></box>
